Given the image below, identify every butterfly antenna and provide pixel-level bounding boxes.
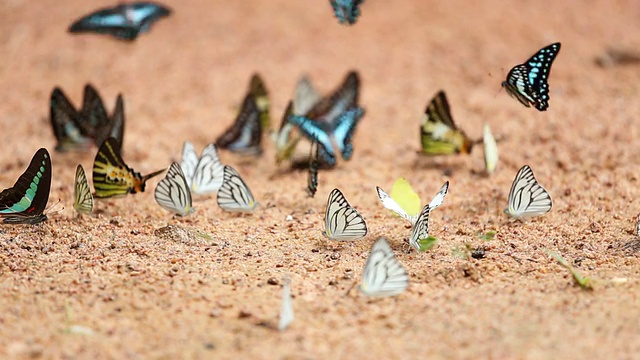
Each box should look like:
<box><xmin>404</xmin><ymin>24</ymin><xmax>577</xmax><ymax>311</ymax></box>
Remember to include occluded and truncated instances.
<box><xmin>45</xmin><ymin>199</ymin><xmax>65</xmax><ymax>215</ymax></box>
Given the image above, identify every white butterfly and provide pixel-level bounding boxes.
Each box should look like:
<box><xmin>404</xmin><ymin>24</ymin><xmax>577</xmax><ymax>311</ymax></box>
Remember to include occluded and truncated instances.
<box><xmin>504</xmin><ymin>165</ymin><xmax>552</xmax><ymax>219</ymax></box>
<box><xmin>483</xmin><ymin>124</ymin><xmax>498</xmax><ymax>174</ymax></box>
<box><xmin>278</xmin><ymin>277</ymin><xmax>294</xmax><ymax>331</ymax></box>
<box><xmin>360</xmin><ymin>237</ymin><xmax>409</xmax><ymax>297</ymax></box>
<box><xmin>376</xmin><ymin>181</ymin><xmax>449</xmax><ymax>226</ymax></box>
<box><xmin>154</xmin><ymin>162</ymin><xmax>194</xmax><ymax>216</ymax></box>
<box><xmin>408</xmin><ymin>204</ymin><xmax>432</xmax><ymax>252</ymax></box>
<box><xmin>323</xmin><ymin>188</ymin><xmax>368</xmax><ymax>241</ymax></box>
<box><xmin>73</xmin><ymin>164</ymin><xmax>93</xmax><ymax>215</ymax></box>
<box><xmin>217</xmin><ymin>165</ymin><xmax>257</xmax><ymax>213</ymax></box>
<box><xmin>181</xmin><ymin>141</ymin><xmax>225</xmax><ymax>195</ymax></box>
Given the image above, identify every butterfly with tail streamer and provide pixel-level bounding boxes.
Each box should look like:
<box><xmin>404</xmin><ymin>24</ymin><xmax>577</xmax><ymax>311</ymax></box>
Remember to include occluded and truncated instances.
<box><xmin>0</xmin><ymin>148</ymin><xmax>52</xmax><ymax>224</ymax></box>
<box><xmin>69</xmin><ymin>2</ymin><xmax>171</xmax><ymax>41</ymax></box>
<box><xmin>502</xmin><ymin>42</ymin><xmax>561</xmax><ymax>111</ymax></box>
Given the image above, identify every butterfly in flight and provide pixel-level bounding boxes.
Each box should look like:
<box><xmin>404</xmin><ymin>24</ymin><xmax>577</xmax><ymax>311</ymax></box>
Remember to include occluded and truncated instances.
<box><xmin>217</xmin><ymin>165</ymin><xmax>257</xmax><ymax>213</ymax></box>
<box><xmin>248</xmin><ymin>74</ymin><xmax>271</xmax><ymax>131</ymax></box>
<box><xmin>360</xmin><ymin>237</ymin><xmax>408</xmax><ymax>297</ymax></box>
<box><xmin>155</xmin><ymin>162</ymin><xmax>194</xmax><ymax>216</ymax></box>
<box><xmin>330</xmin><ymin>0</ymin><xmax>365</xmax><ymax>25</ymax></box>
<box><xmin>306</xmin><ymin>141</ymin><xmax>320</xmax><ymax>198</ymax></box>
<box><xmin>502</xmin><ymin>42</ymin><xmax>561</xmax><ymax>111</ymax></box>
<box><xmin>180</xmin><ymin>141</ymin><xmax>225</xmax><ymax>195</ymax></box>
<box><xmin>73</xmin><ymin>164</ymin><xmax>94</xmax><ymax>215</ymax></box>
<box><xmin>376</xmin><ymin>181</ymin><xmax>449</xmax><ymax>227</ymax></box>
<box><xmin>216</xmin><ymin>94</ymin><xmax>263</xmax><ymax>156</ymax></box>
<box><xmin>92</xmin><ymin>137</ymin><xmax>165</xmax><ymax>198</ymax></box>
<box><xmin>504</xmin><ymin>165</ymin><xmax>552</xmax><ymax>219</ymax></box>
<box><xmin>68</xmin><ymin>2</ymin><xmax>171</xmax><ymax>41</ymax></box>
<box><xmin>483</xmin><ymin>124</ymin><xmax>499</xmax><ymax>174</ymax></box>
<box><xmin>323</xmin><ymin>188</ymin><xmax>368</xmax><ymax>241</ymax></box>
<box><xmin>0</xmin><ymin>148</ymin><xmax>52</xmax><ymax>224</ymax></box>
<box><xmin>420</xmin><ymin>91</ymin><xmax>476</xmax><ymax>156</ymax></box>
<box><xmin>278</xmin><ymin>277</ymin><xmax>294</xmax><ymax>331</ymax></box>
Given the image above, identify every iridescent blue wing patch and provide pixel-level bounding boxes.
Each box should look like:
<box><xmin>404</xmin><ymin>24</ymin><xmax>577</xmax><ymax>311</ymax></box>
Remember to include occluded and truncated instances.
<box><xmin>330</xmin><ymin>0</ymin><xmax>365</xmax><ymax>25</ymax></box>
<box><xmin>502</xmin><ymin>42</ymin><xmax>561</xmax><ymax>111</ymax></box>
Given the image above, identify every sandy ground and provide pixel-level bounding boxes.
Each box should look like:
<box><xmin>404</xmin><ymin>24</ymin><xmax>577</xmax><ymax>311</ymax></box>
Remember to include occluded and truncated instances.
<box><xmin>1</xmin><ymin>0</ymin><xmax>640</xmax><ymax>358</ymax></box>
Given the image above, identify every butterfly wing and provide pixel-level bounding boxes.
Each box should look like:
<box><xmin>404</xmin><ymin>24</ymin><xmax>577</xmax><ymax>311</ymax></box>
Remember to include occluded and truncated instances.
<box><xmin>389</xmin><ymin>178</ymin><xmax>421</xmax><ymax>217</ymax></box>
<box><xmin>287</xmin><ymin>115</ymin><xmax>337</xmax><ymax>166</ymax></box>
<box><xmin>180</xmin><ymin>140</ymin><xmax>199</xmax><ymax>186</ymax></box>
<box><xmin>376</xmin><ymin>186</ymin><xmax>416</xmax><ymax>225</ymax></box>
<box><xmin>50</xmin><ymin>88</ymin><xmax>92</xmax><ymax>152</ymax></box>
<box><xmin>420</xmin><ymin>91</ymin><xmax>473</xmax><ymax>155</ymax></box>
<box><xmin>129</xmin><ymin>2</ymin><xmax>171</xmax><ymax>34</ymax></box>
<box><xmin>278</xmin><ymin>278</ymin><xmax>294</xmax><ymax>331</ymax></box>
<box><xmin>427</xmin><ymin>181</ymin><xmax>449</xmax><ymax>211</ymax></box>
<box><xmin>332</xmin><ymin>107</ymin><xmax>364</xmax><ymax>161</ymax></box>
<box><xmin>248</xmin><ymin>73</ymin><xmax>270</xmax><ymax>131</ymax></box>
<box><xmin>274</xmin><ymin>102</ymin><xmax>303</xmax><ymax>164</ymax></box>
<box><xmin>294</xmin><ymin>76</ymin><xmax>322</xmax><ymax>116</ymax></box>
<box><xmin>73</xmin><ymin>164</ymin><xmax>94</xmax><ymax>215</ymax></box>
<box><xmin>360</xmin><ymin>237</ymin><xmax>408</xmax><ymax>297</ymax></box>
<box><xmin>69</xmin><ymin>3</ymin><xmax>169</xmax><ymax>40</ymax></box>
<box><xmin>323</xmin><ymin>188</ymin><xmax>367</xmax><ymax>241</ymax></box>
<box><xmin>217</xmin><ymin>165</ymin><xmax>257</xmax><ymax>213</ymax></box>
<box><xmin>307</xmin><ymin>141</ymin><xmax>319</xmax><ymax>198</ymax></box>
<box><xmin>154</xmin><ymin>162</ymin><xmax>193</xmax><ymax>216</ymax></box>
<box><xmin>483</xmin><ymin>124</ymin><xmax>499</xmax><ymax>174</ymax></box>
<box><xmin>409</xmin><ymin>204</ymin><xmax>431</xmax><ymax>252</ymax></box>
<box><xmin>330</xmin><ymin>0</ymin><xmax>365</xmax><ymax>25</ymax></box>
<box><xmin>216</xmin><ymin>94</ymin><xmax>263</xmax><ymax>156</ymax></box>
<box><xmin>307</xmin><ymin>71</ymin><xmax>360</xmax><ymax>125</ymax></box>
<box><xmin>0</xmin><ymin>148</ymin><xmax>52</xmax><ymax>224</ymax></box>
<box><xmin>191</xmin><ymin>144</ymin><xmax>225</xmax><ymax>194</ymax></box>
<box><xmin>502</xmin><ymin>42</ymin><xmax>561</xmax><ymax>111</ymax></box>
<box><xmin>92</xmin><ymin>137</ymin><xmax>143</xmax><ymax>198</ymax></box>
<box><xmin>505</xmin><ymin>165</ymin><xmax>552</xmax><ymax>218</ymax></box>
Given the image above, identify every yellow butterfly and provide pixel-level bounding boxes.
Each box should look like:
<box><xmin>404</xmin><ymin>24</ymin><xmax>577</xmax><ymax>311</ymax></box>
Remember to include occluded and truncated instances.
<box><xmin>389</xmin><ymin>178</ymin><xmax>421</xmax><ymax>218</ymax></box>
<box><xmin>420</xmin><ymin>91</ymin><xmax>476</xmax><ymax>155</ymax></box>
<box><xmin>92</xmin><ymin>137</ymin><xmax>165</xmax><ymax>198</ymax></box>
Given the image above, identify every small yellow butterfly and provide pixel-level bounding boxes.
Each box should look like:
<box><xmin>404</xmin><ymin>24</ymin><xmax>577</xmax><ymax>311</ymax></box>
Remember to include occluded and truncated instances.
<box><xmin>389</xmin><ymin>178</ymin><xmax>421</xmax><ymax>218</ymax></box>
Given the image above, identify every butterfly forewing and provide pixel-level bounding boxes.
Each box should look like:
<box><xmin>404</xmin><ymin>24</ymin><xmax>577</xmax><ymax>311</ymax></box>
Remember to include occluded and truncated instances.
<box><xmin>73</xmin><ymin>164</ymin><xmax>94</xmax><ymax>215</ymax></box>
<box><xmin>216</xmin><ymin>94</ymin><xmax>263</xmax><ymax>156</ymax></box>
<box><xmin>294</xmin><ymin>76</ymin><xmax>321</xmax><ymax>116</ymax></box>
<box><xmin>154</xmin><ymin>162</ymin><xmax>194</xmax><ymax>216</ymax></box>
<box><xmin>323</xmin><ymin>188</ymin><xmax>367</xmax><ymax>241</ymax></box>
<box><xmin>360</xmin><ymin>238</ymin><xmax>408</xmax><ymax>297</ymax></box>
<box><xmin>180</xmin><ymin>141</ymin><xmax>199</xmax><ymax>185</ymax></box>
<box><xmin>191</xmin><ymin>144</ymin><xmax>225</xmax><ymax>194</ymax></box>
<box><xmin>506</xmin><ymin>165</ymin><xmax>552</xmax><ymax>218</ymax></box>
<box><xmin>376</xmin><ymin>186</ymin><xmax>416</xmax><ymax>225</ymax></box>
<box><xmin>409</xmin><ymin>204</ymin><xmax>431</xmax><ymax>251</ymax></box>
<box><xmin>0</xmin><ymin>148</ymin><xmax>52</xmax><ymax>224</ymax></box>
<box><xmin>332</xmin><ymin>107</ymin><xmax>364</xmax><ymax>161</ymax></box>
<box><xmin>50</xmin><ymin>88</ymin><xmax>92</xmax><ymax>151</ymax></box>
<box><xmin>217</xmin><ymin>166</ymin><xmax>257</xmax><ymax>213</ymax></box>
<box><xmin>248</xmin><ymin>73</ymin><xmax>270</xmax><ymax>131</ymax></box>
<box><xmin>427</xmin><ymin>181</ymin><xmax>449</xmax><ymax>210</ymax></box>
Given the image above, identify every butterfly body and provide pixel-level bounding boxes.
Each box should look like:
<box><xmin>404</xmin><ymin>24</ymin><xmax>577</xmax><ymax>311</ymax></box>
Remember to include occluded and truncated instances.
<box><xmin>502</xmin><ymin>42</ymin><xmax>561</xmax><ymax>111</ymax></box>
<box><xmin>330</xmin><ymin>0</ymin><xmax>364</xmax><ymax>25</ymax></box>
<box><xmin>420</xmin><ymin>91</ymin><xmax>474</xmax><ymax>155</ymax></box>
<box><xmin>69</xmin><ymin>2</ymin><xmax>171</xmax><ymax>41</ymax></box>
<box><xmin>0</xmin><ymin>149</ymin><xmax>52</xmax><ymax>224</ymax></box>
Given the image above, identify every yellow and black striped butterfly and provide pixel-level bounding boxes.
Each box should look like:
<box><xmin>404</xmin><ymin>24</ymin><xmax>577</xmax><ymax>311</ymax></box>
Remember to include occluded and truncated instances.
<box><xmin>216</xmin><ymin>94</ymin><xmax>262</xmax><ymax>156</ymax></box>
<box><xmin>248</xmin><ymin>73</ymin><xmax>270</xmax><ymax>131</ymax></box>
<box><xmin>73</xmin><ymin>164</ymin><xmax>94</xmax><ymax>215</ymax></box>
<box><xmin>420</xmin><ymin>91</ymin><xmax>475</xmax><ymax>155</ymax></box>
<box><xmin>92</xmin><ymin>137</ymin><xmax>165</xmax><ymax>198</ymax></box>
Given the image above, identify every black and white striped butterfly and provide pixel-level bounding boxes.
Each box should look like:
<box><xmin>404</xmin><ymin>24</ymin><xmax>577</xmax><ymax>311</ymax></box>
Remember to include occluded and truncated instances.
<box><xmin>376</xmin><ymin>181</ymin><xmax>449</xmax><ymax>226</ymax></box>
<box><xmin>502</xmin><ymin>42</ymin><xmax>561</xmax><ymax>111</ymax></box>
<box><xmin>180</xmin><ymin>141</ymin><xmax>225</xmax><ymax>195</ymax></box>
<box><xmin>306</xmin><ymin>141</ymin><xmax>320</xmax><ymax>198</ymax></box>
<box><xmin>323</xmin><ymin>188</ymin><xmax>367</xmax><ymax>241</ymax></box>
<box><xmin>360</xmin><ymin>237</ymin><xmax>408</xmax><ymax>297</ymax></box>
<box><xmin>504</xmin><ymin>165</ymin><xmax>552</xmax><ymax>219</ymax></box>
<box><xmin>73</xmin><ymin>164</ymin><xmax>94</xmax><ymax>215</ymax></box>
<box><xmin>217</xmin><ymin>165</ymin><xmax>257</xmax><ymax>213</ymax></box>
<box><xmin>154</xmin><ymin>162</ymin><xmax>194</xmax><ymax>216</ymax></box>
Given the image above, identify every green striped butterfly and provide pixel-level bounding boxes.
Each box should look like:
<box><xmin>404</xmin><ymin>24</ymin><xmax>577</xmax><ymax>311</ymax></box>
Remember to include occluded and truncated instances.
<box><xmin>92</xmin><ymin>137</ymin><xmax>164</xmax><ymax>198</ymax></box>
<box><xmin>0</xmin><ymin>148</ymin><xmax>52</xmax><ymax>224</ymax></box>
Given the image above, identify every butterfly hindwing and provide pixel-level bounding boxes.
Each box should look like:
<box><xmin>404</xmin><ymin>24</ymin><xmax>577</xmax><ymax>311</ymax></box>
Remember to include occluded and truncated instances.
<box><xmin>505</xmin><ymin>165</ymin><xmax>552</xmax><ymax>218</ymax></box>
<box><xmin>249</xmin><ymin>74</ymin><xmax>270</xmax><ymax>131</ymax></box>
<box><xmin>216</xmin><ymin>165</ymin><xmax>257</xmax><ymax>213</ymax></box>
<box><xmin>155</xmin><ymin>162</ymin><xmax>194</xmax><ymax>216</ymax></box>
<box><xmin>360</xmin><ymin>237</ymin><xmax>408</xmax><ymax>297</ymax></box>
<box><xmin>502</xmin><ymin>43</ymin><xmax>561</xmax><ymax>111</ymax></box>
<box><xmin>191</xmin><ymin>144</ymin><xmax>225</xmax><ymax>194</ymax></box>
<box><xmin>323</xmin><ymin>188</ymin><xmax>367</xmax><ymax>241</ymax></box>
<box><xmin>73</xmin><ymin>164</ymin><xmax>94</xmax><ymax>215</ymax></box>
<box><xmin>216</xmin><ymin>94</ymin><xmax>263</xmax><ymax>156</ymax></box>
<box><xmin>0</xmin><ymin>148</ymin><xmax>52</xmax><ymax>224</ymax></box>
<box><xmin>420</xmin><ymin>91</ymin><xmax>473</xmax><ymax>155</ymax></box>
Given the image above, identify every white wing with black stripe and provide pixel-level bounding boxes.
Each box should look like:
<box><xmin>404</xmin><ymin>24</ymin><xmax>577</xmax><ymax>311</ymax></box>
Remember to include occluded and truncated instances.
<box><xmin>180</xmin><ymin>140</ymin><xmax>199</xmax><ymax>186</ymax></box>
<box><xmin>323</xmin><ymin>188</ymin><xmax>367</xmax><ymax>241</ymax></box>
<box><xmin>360</xmin><ymin>238</ymin><xmax>408</xmax><ymax>297</ymax></box>
<box><xmin>408</xmin><ymin>204</ymin><xmax>431</xmax><ymax>252</ymax></box>
<box><xmin>216</xmin><ymin>165</ymin><xmax>257</xmax><ymax>213</ymax></box>
<box><xmin>154</xmin><ymin>162</ymin><xmax>194</xmax><ymax>216</ymax></box>
<box><xmin>191</xmin><ymin>143</ymin><xmax>224</xmax><ymax>194</ymax></box>
<box><xmin>73</xmin><ymin>164</ymin><xmax>94</xmax><ymax>215</ymax></box>
<box><xmin>505</xmin><ymin>165</ymin><xmax>552</xmax><ymax>219</ymax></box>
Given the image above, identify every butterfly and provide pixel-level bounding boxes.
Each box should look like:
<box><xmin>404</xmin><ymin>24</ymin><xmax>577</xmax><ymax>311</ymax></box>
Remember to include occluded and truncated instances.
<box><xmin>323</xmin><ymin>188</ymin><xmax>368</xmax><ymax>241</ymax></box>
<box><xmin>49</xmin><ymin>87</ymin><xmax>93</xmax><ymax>152</ymax></box>
<box><xmin>408</xmin><ymin>203</ymin><xmax>434</xmax><ymax>252</ymax></box>
<box><xmin>248</xmin><ymin>74</ymin><xmax>270</xmax><ymax>131</ymax></box>
<box><xmin>420</xmin><ymin>91</ymin><xmax>475</xmax><ymax>155</ymax></box>
<box><xmin>330</xmin><ymin>0</ymin><xmax>365</xmax><ymax>25</ymax></box>
<box><xmin>73</xmin><ymin>164</ymin><xmax>94</xmax><ymax>215</ymax></box>
<box><xmin>483</xmin><ymin>124</ymin><xmax>499</xmax><ymax>174</ymax></box>
<box><xmin>154</xmin><ymin>162</ymin><xmax>194</xmax><ymax>216</ymax></box>
<box><xmin>294</xmin><ymin>76</ymin><xmax>322</xmax><ymax>116</ymax></box>
<box><xmin>389</xmin><ymin>178</ymin><xmax>421</xmax><ymax>219</ymax></box>
<box><xmin>68</xmin><ymin>2</ymin><xmax>171</xmax><ymax>41</ymax></box>
<box><xmin>502</xmin><ymin>42</ymin><xmax>561</xmax><ymax>111</ymax></box>
<box><xmin>0</xmin><ymin>148</ymin><xmax>52</xmax><ymax>224</ymax></box>
<box><xmin>216</xmin><ymin>94</ymin><xmax>263</xmax><ymax>156</ymax></box>
<box><xmin>306</xmin><ymin>71</ymin><xmax>360</xmax><ymax>124</ymax></box>
<box><xmin>217</xmin><ymin>165</ymin><xmax>257</xmax><ymax>213</ymax></box>
<box><xmin>278</xmin><ymin>277</ymin><xmax>294</xmax><ymax>331</ymax></box>
<box><xmin>376</xmin><ymin>181</ymin><xmax>449</xmax><ymax>226</ymax></box>
<box><xmin>307</xmin><ymin>141</ymin><xmax>319</xmax><ymax>198</ymax></box>
<box><xmin>288</xmin><ymin>107</ymin><xmax>365</xmax><ymax>167</ymax></box>
<box><xmin>504</xmin><ymin>165</ymin><xmax>552</xmax><ymax>219</ymax></box>
<box><xmin>92</xmin><ymin>137</ymin><xmax>165</xmax><ymax>198</ymax></box>
<box><xmin>359</xmin><ymin>237</ymin><xmax>409</xmax><ymax>297</ymax></box>
<box><xmin>82</xmin><ymin>84</ymin><xmax>126</xmax><ymax>154</ymax></box>
<box><xmin>180</xmin><ymin>141</ymin><xmax>224</xmax><ymax>195</ymax></box>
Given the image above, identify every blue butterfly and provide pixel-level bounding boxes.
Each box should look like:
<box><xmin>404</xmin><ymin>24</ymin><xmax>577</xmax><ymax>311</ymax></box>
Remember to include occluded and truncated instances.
<box><xmin>69</xmin><ymin>2</ymin><xmax>171</xmax><ymax>41</ymax></box>
<box><xmin>288</xmin><ymin>107</ymin><xmax>365</xmax><ymax>166</ymax></box>
<box><xmin>502</xmin><ymin>42</ymin><xmax>561</xmax><ymax>111</ymax></box>
<box><xmin>330</xmin><ymin>0</ymin><xmax>364</xmax><ymax>25</ymax></box>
